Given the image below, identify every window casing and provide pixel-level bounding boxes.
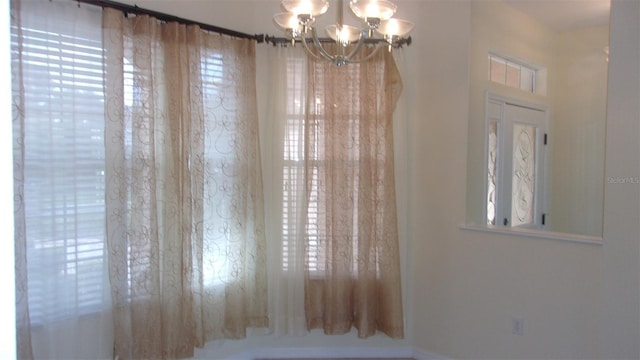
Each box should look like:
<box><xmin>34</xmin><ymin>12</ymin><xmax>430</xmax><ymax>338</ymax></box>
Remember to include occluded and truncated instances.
<box><xmin>488</xmin><ymin>53</ymin><xmax>546</xmax><ymax>96</ymax></box>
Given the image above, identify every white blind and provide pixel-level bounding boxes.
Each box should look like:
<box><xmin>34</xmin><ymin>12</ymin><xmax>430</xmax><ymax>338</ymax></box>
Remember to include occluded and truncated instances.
<box><xmin>282</xmin><ymin>56</ymin><xmax>318</xmax><ymax>272</ymax></box>
<box><xmin>13</xmin><ymin>3</ymin><xmax>106</xmax><ymax>324</ymax></box>
<box><xmin>282</xmin><ymin>58</ymin><xmax>367</xmax><ymax>274</ymax></box>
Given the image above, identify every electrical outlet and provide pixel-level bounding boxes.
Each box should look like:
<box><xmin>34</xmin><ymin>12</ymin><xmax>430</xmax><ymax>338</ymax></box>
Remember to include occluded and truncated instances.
<box><xmin>512</xmin><ymin>316</ymin><xmax>524</xmax><ymax>336</ymax></box>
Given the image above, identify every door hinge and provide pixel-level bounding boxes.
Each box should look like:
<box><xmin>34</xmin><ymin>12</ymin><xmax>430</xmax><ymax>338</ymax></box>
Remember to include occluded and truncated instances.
<box><xmin>542</xmin><ymin>213</ymin><xmax>546</xmax><ymax>225</ymax></box>
<box><xmin>503</xmin><ymin>218</ymin><xmax>509</xmax><ymax>226</ymax></box>
<box><xmin>544</xmin><ymin>133</ymin><xmax>548</xmax><ymax>145</ymax></box>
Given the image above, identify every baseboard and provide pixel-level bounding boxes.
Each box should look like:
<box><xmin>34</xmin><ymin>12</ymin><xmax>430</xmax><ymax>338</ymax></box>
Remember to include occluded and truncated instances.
<box><xmin>251</xmin><ymin>346</ymin><xmax>415</xmax><ymax>359</ymax></box>
<box><xmin>412</xmin><ymin>347</ymin><xmax>450</xmax><ymax>360</ymax></box>
<box><xmin>215</xmin><ymin>346</ymin><xmax>450</xmax><ymax>360</ymax></box>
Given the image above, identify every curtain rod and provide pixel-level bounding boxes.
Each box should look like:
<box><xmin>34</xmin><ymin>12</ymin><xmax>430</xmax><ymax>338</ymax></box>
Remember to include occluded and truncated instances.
<box><xmin>263</xmin><ymin>35</ymin><xmax>412</xmax><ymax>47</ymax></box>
<box><xmin>74</xmin><ymin>0</ymin><xmax>412</xmax><ymax>48</ymax></box>
<box><xmin>75</xmin><ymin>0</ymin><xmax>266</xmax><ymax>42</ymax></box>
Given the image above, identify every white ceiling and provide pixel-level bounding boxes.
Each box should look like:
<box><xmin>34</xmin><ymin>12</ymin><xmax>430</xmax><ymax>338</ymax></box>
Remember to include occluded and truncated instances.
<box><xmin>116</xmin><ymin>0</ymin><xmax>611</xmax><ymax>33</ymax></box>
<box><xmin>505</xmin><ymin>0</ymin><xmax>610</xmax><ymax>31</ymax></box>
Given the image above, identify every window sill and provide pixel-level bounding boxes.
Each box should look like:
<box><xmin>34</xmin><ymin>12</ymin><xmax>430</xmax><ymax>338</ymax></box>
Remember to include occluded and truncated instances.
<box><xmin>459</xmin><ymin>224</ymin><xmax>603</xmax><ymax>246</ymax></box>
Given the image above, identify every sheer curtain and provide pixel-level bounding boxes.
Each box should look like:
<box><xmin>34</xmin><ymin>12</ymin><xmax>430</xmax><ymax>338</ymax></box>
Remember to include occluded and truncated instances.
<box><xmin>12</xmin><ymin>1</ymin><xmax>112</xmax><ymax>358</ymax></box>
<box><xmin>263</xmin><ymin>45</ymin><xmax>308</xmax><ymax>337</ymax></box>
<box><xmin>102</xmin><ymin>8</ymin><xmax>267</xmax><ymax>359</ymax></box>
<box><xmin>274</xmin><ymin>46</ymin><xmax>405</xmax><ymax>338</ymax></box>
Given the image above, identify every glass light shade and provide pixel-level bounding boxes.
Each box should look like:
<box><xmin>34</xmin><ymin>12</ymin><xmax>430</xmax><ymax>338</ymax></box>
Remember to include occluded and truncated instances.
<box><xmin>273</xmin><ymin>12</ymin><xmax>300</xmax><ymax>30</ymax></box>
<box><xmin>375</xmin><ymin>18</ymin><xmax>414</xmax><ymax>37</ymax></box>
<box><xmin>281</xmin><ymin>0</ymin><xmax>329</xmax><ymax>16</ymax></box>
<box><xmin>350</xmin><ymin>0</ymin><xmax>397</xmax><ymax>20</ymax></box>
<box><xmin>326</xmin><ymin>24</ymin><xmax>362</xmax><ymax>44</ymax></box>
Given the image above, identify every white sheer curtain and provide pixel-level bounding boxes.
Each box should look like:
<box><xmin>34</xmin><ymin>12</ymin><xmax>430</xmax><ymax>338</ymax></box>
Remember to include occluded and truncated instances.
<box><xmin>12</xmin><ymin>1</ymin><xmax>113</xmax><ymax>358</ymax></box>
<box><xmin>102</xmin><ymin>8</ymin><xmax>267</xmax><ymax>359</ymax></box>
<box><xmin>263</xmin><ymin>45</ymin><xmax>308</xmax><ymax>337</ymax></box>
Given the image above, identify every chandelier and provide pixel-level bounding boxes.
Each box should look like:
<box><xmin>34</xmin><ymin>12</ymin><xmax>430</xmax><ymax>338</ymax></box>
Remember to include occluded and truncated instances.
<box><xmin>273</xmin><ymin>0</ymin><xmax>414</xmax><ymax>66</ymax></box>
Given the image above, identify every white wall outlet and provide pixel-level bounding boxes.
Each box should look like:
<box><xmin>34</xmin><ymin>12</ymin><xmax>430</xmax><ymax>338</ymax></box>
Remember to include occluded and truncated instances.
<box><xmin>512</xmin><ymin>316</ymin><xmax>524</xmax><ymax>336</ymax></box>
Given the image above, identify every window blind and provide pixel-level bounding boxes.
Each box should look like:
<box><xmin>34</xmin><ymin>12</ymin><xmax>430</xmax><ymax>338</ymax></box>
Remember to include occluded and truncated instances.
<box><xmin>282</xmin><ymin>58</ymin><xmax>368</xmax><ymax>274</ymax></box>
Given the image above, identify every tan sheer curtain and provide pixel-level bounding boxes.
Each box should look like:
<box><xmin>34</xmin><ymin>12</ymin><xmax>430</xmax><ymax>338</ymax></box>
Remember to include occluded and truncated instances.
<box><xmin>302</xmin><ymin>48</ymin><xmax>405</xmax><ymax>338</ymax></box>
<box><xmin>103</xmin><ymin>8</ymin><xmax>267</xmax><ymax>359</ymax></box>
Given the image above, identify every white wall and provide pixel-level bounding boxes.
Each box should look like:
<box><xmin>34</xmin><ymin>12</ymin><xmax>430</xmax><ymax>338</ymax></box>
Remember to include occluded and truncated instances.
<box><xmin>413</xmin><ymin>4</ymin><xmax>604</xmax><ymax>356</ymax></box>
<box><xmin>600</xmin><ymin>0</ymin><xmax>640</xmax><ymax>357</ymax></box>
<box><xmin>413</xmin><ymin>1</ymin><xmax>638</xmax><ymax>359</ymax></box>
<box><xmin>550</xmin><ymin>24</ymin><xmax>608</xmax><ymax>237</ymax></box>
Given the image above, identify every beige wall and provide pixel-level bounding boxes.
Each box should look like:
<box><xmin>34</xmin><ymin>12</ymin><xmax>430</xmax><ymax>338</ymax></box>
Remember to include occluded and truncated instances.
<box><xmin>549</xmin><ymin>24</ymin><xmax>608</xmax><ymax>237</ymax></box>
<box><xmin>108</xmin><ymin>1</ymin><xmax>640</xmax><ymax>359</ymax></box>
<box><xmin>416</xmin><ymin>3</ymin><xmax>603</xmax><ymax>357</ymax></box>
<box><xmin>601</xmin><ymin>0</ymin><xmax>640</xmax><ymax>357</ymax></box>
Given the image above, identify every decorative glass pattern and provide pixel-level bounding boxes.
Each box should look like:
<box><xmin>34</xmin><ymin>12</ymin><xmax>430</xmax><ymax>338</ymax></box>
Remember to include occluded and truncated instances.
<box><xmin>511</xmin><ymin>124</ymin><xmax>536</xmax><ymax>226</ymax></box>
<box><xmin>487</xmin><ymin>120</ymin><xmax>498</xmax><ymax>225</ymax></box>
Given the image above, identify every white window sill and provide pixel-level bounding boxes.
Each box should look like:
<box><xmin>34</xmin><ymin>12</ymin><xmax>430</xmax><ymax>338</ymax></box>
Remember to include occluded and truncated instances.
<box><xmin>459</xmin><ymin>224</ymin><xmax>603</xmax><ymax>246</ymax></box>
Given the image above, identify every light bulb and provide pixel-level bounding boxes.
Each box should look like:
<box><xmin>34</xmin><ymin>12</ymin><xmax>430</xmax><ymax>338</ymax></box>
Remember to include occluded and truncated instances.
<box><xmin>350</xmin><ymin>0</ymin><xmax>397</xmax><ymax>21</ymax></box>
<box><xmin>273</xmin><ymin>12</ymin><xmax>300</xmax><ymax>30</ymax></box>
<box><xmin>326</xmin><ymin>24</ymin><xmax>361</xmax><ymax>45</ymax></box>
<box><xmin>281</xmin><ymin>0</ymin><xmax>329</xmax><ymax>16</ymax></box>
<box><xmin>376</xmin><ymin>18</ymin><xmax>414</xmax><ymax>37</ymax></box>
<box><xmin>365</xmin><ymin>3</ymin><xmax>380</xmax><ymax>18</ymax></box>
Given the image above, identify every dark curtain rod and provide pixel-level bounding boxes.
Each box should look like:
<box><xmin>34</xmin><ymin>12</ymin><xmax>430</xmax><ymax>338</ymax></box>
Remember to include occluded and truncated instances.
<box><xmin>75</xmin><ymin>0</ymin><xmax>411</xmax><ymax>48</ymax></box>
<box><xmin>263</xmin><ymin>35</ymin><xmax>412</xmax><ymax>47</ymax></box>
<box><xmin>76</xmin><ymin>0</ymin><xmax>266</xmax><ymax>42</ymax></box>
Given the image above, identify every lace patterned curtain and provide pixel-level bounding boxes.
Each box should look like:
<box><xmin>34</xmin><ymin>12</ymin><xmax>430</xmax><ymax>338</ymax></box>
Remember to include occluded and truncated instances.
<box><xmin>280</xmin><ymin>46</ymin><xmax>405</xmax><ymax>338</ymax></box>
<box><xmin>102</xmin><ymin>8</ymin><xmax>267</xmax><ymax>359</ymax></box>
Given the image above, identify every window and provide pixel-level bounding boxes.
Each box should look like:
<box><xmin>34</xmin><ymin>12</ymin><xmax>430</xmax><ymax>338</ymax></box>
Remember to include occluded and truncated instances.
<box><xmin>485</xmin><ymin>94</ymin><xmax>547</xmax><ymax>229</ymax></box>
<box><xmin>119</xmin><ymin>42</ymin><xmax>231</xmax><ymax>289</ymax></box>
<box><xmin>489</xmin><ymin>53</ymin><xmax>545</xmax><ymax>95</ymax></box>
<box><xmin>282</xmin><ymin>55</ymin><xmax>326</xmax><ymax>272</ymax></box>
<box><xmin>200</xmin><ymin>49</ymin><xmax>234</xmax><ymax>286</ymax></box>
<box><xmin>12</xmin><ymin>8</ymin><xmax>107</xmax><ymax>323</ymax></box>
<box><xmin>281</xmin><ymin>56</ymin><xmax>365</xmax><ymax>274</ymax></box>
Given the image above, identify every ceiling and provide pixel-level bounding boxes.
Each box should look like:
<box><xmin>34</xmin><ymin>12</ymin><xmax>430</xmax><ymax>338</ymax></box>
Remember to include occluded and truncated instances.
<box><xmin>505</xmin><ymin>0</ymin><xmax>610</xmax><ymax>31</ymax></box>
<box><xmin>115</xmin><ymin>0</ymin><xmax>611</xmax><ymax>33</ymax></box>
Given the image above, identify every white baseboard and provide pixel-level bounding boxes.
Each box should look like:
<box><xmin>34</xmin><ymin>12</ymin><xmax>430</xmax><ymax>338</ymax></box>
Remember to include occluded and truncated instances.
<box><xmin>412</xmin><ymin>347</ymin><xmax>450</xmax><ymax>360</ymax></box>
<box><xmin>251</xmin><ymin>346</ymin><xmax>415</xmax><ymax>359</ymax></box>
<box><xmin>216</xmin><ymin>346</ymin><xmax>450</xmax><ymax>360</ymax></box>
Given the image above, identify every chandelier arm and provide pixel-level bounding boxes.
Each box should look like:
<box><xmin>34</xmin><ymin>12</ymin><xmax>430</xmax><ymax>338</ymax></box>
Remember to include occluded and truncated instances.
<box><xmin>309</xmin><ymin>26</ymin><xmax>341</xmax><ymax>63</ymax></box>
<box><xmin>344</xmin><ymin>30</ymin><xmax>368</xmax><ymax>62</ymax></box>
<box><xmin>345</xmin><ymin>42</ymin><xmax>385</xmax><ymax>64</ymax></box>
<box><xmin>301</xmin><ymin>33</ymin><xmax>328</xmax><ymax>62</ymax></box>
